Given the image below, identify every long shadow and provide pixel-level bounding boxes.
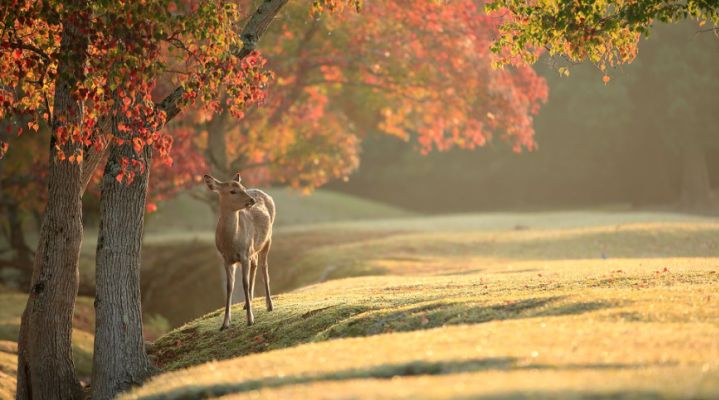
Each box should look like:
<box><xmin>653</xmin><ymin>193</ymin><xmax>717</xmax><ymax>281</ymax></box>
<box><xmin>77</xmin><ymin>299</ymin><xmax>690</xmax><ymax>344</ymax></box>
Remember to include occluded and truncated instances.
<box><xmin>138</xmin><ymin>357</ymin><xmax>655</xmax><ymax>400</ymax></box>
<box><xmin>321</xmin><ymin>296</ymin><xmax>620</xmax><ymax>340</ymax></box>
<box><xmin>152</xmin><ymin>296</ymin><xmax>621</xmax><ymax>371</ymax></box>
<box><xmin>455</xmin><ymin>390</ymin><xmax>667</xmax><ymax>400</ymax></box>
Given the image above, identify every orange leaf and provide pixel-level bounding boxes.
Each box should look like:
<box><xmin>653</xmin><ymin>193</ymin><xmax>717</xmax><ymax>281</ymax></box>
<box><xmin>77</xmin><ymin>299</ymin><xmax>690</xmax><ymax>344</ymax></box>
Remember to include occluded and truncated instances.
<box><xmin>133</xmin><ymin>137</ymin><xmax>143</xmax><ymax>153</ymax></box>
<box><xmin>0</xmin><ymin>141</ymin><xmax>8</xmax><ymax>159</ymax></box>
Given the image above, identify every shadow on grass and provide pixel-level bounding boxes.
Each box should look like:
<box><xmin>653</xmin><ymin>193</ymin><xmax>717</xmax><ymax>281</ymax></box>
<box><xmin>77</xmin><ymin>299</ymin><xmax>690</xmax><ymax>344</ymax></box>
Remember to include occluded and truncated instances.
<box><xmin>321</xmin><ymin>296</ymin><xmax>619</xmax><ymax>340</ymax></box>
<box><xmin>456</xmin><ymin>390</ymin><xmax>667</xmax><ymax>399</ymax></box>
<box><xmin>136</xmin><ymin>357</ymin><xmax>652</xmax><ymax>400</ymax></box>
<box><xmin>152</xmin><ymin>296</ymin><xmax>620</xmax><ymax>372</ymax></box>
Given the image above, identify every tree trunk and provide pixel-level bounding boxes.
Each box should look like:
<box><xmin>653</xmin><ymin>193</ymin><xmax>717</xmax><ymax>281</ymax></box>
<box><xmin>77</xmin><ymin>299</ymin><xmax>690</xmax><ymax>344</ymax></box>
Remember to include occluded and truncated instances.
<box><xmin>92</xmin><ymin>141</ymin><xmax>153</xmax><ymax>399</ymax></box>
<box><xmin>679</xmin><ymin>134</ymin><xmax>714</xmax><ymax>211</ymax></box>
<box><xmin>16</xmin><ymin>6</ymin><xmax>88</xmax><ymax>398</ymax></box>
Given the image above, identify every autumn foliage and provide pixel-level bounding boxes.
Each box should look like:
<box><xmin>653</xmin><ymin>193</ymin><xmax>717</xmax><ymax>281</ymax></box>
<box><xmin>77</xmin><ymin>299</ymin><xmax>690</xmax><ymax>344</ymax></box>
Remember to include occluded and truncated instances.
<box><xmin>1</xmin><ymin>1</ymin><xmax>271</xmax><ymax>177</ymax></box>
<box><xmin>487</xmin><ymin>0</ymin><xmax>719</xmax><ymax>75</ymax></box>
<box><xmin>172</xmin><ymin>0</ymin><xmax>548</xmax><ymax>194</ymax></box>
<box><xmin>2</xmin><ymin>0</ymin><xmax>549</xmax><ymax>204</ymax></box>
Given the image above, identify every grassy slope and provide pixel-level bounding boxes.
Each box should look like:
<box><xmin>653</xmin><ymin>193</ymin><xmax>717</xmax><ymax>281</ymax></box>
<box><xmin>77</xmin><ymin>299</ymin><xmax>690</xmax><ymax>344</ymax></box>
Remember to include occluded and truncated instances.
<box><xmin>125</xmin><ymin>213</ymin><xmax>719</xmax><ymax>399</ymax></box>
<box><xmin>139</xmin><ymin>211</ymin><xmax>717</xmax><ymax>327</ymax></box>
<box><xmin>0</xmin><ymin>286</ymin><xmax>96</xmax><ymax>398</ymax></box>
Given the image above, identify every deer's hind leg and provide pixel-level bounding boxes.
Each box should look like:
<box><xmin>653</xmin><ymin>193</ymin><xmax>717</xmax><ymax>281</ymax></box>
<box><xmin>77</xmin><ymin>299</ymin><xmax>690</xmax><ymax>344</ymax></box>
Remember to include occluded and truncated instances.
<box><xmin>240</xmin><ymin>257</ymin><xmax>255</xmax><ymax>325</ymax></box>
<box><xmin>220</xmin><ymin>262</ymin><xmax>237</xmax><ymax>331</ymax></box>
<box><xmin>259</xmin><ymin>239</ymin><xmax>273</xmax><ymax>311</ymax></box>
<box><xmin>244</xmin><ymin>256</ymin><xmax>258</xmax><ymax>310</ymax></box>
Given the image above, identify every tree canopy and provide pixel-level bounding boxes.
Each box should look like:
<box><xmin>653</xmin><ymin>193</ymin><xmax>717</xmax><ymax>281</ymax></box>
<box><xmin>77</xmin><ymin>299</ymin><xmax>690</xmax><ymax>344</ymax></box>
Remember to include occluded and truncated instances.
<box><xmin>177</xmin><ymin>0</ymin><xmax>548</xmax><ymax>195</ymax></box>
<box><xmin>488</xmin><ymin>0</ymin><xmax>719</xmax><ymax>76</ymax></box>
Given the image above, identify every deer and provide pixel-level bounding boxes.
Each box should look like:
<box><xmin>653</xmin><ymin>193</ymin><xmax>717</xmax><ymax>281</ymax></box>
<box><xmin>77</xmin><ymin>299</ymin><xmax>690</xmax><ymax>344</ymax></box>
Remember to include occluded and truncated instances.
<box><xmin>204</xmin><ymin>173</ymin><xmax>275</xmax><ymax>330</ymax></box>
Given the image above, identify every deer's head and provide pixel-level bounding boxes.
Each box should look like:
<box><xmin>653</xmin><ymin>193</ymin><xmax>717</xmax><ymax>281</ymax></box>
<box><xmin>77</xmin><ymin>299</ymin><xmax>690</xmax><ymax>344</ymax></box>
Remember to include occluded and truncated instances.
<box><xmin>204</xmin><ymin>173</ymin><xmax>256</xmax><ymax>211</ymax></box>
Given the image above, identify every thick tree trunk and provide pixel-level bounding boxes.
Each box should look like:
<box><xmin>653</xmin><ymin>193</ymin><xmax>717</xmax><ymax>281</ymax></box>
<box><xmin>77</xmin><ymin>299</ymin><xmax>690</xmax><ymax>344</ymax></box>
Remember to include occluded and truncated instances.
<box><xmin>16</xmin><ymin>145</ymin><xmax>84</xmax><ymax>400</ymax></box>
<box><xmin>92</xmin><ymin>142</ymin><xmax>153</xmax><ymax>399</ymax></box>
<box><xmin>679</xmin><ymin>134</ymin><xmax>714</xmax><ymax>211</ymax></box>
<box><xmin>16</xmin><ymin>6</ymin><xmax>88</xmax><ymax>399</ymax></box>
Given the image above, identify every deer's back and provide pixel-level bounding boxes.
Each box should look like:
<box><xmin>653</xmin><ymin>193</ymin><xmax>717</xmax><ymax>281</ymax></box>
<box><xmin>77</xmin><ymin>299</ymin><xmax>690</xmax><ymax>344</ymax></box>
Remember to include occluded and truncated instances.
<box><xmin>248</xmin><ymin>189</ymin><xmax>275</xmax><ymax>225</ymax></box>
<box><xmin>241</xmin><ymin>189</ymin><xmax>274</xmax><ymax>252</ymax></box>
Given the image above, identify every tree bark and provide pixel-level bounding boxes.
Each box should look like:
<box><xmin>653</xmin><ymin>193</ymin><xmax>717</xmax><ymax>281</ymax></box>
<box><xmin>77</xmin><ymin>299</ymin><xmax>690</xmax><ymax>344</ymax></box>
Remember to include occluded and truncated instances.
<box><xmin>16</xmin><ymin>5</ymin><xmax>88</xmax><ymax>399</ymax></box>
<box><xmin>91</xmin><ymin>141</ymin><xmax>153</xmax><ymax>399</ymax></box>
<box><xmin>679</xmin><ymin>133</ymin><xmax>714</xmax><ymax>211</ymax></box>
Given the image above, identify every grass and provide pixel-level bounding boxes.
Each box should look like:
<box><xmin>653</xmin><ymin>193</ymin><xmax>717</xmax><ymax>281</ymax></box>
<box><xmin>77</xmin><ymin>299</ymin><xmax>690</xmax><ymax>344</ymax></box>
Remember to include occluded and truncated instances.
<box><xmin>3</xmin><ymin>190</ymin><xmax>719</xmax><ymax>398</ymax></box>
<box><xmin>122</xmin><ymin>212</ymin><xmax>719</xmax><ymax>399</ymax></box>
<box><xmin>139</xmin><ymin>212</ymin><xmax>719</xmax><ymax>328</ymax></box>
<box><xmin>0</xmin><ymin>340</ymin><xmax>17</xmax><ymax>399</ymax></box>
<box><xmin>0</xmin><ymin>285</ymin><xmax>96</xmax><ymax>396</ymax></box>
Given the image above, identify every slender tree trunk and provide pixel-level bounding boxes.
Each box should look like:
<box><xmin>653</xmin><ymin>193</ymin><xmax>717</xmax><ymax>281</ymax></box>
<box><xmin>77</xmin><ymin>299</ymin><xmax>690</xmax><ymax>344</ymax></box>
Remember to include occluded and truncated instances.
<box><xmin>16</xmin><ymin>6</ymin><xmax>88</xmax><ymax>398</ymax></box>
<box><xmin>679</xmin><ymin>133</ymin><xmax>714</xmax><ymax>211</ymax></box>
<box><xmin>92</xmin><ymin>141</ymin><xmax>153</xmax><ymax>399</ymax></box>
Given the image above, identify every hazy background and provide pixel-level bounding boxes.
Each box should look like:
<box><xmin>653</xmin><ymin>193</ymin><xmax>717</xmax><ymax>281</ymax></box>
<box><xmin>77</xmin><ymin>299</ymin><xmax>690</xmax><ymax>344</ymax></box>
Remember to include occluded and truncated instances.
<box><xmin>328</xmin><ymin>22</ymin><xmax>719</xmax><ymax>213</ymax></box>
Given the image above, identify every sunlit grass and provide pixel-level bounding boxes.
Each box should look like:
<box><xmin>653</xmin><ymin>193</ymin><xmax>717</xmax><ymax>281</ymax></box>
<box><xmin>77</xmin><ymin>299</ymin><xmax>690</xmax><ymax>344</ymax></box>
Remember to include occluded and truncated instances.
<box><xmin>138</xmin><ymin>212</ymin><xmax>719</xmax><ymax>328</ymax></box>
<box><xmin>0</xmin><ymin>340</ymin><xmax>17</xmax><ymax>399</ymax></box>
<box><xmin>0</xmin><ymin>286</ymin><xmax>96</xmax><ymax>387</ymax></box>
<box><xmin>126</xmin><ymin>215</ymin><xmax>719</xmax><ymax>399</ymax></box>
<box><xmin>4</xmin><ymin>208</ymin><xmax>719</xmax><ymax>399</ymax></box>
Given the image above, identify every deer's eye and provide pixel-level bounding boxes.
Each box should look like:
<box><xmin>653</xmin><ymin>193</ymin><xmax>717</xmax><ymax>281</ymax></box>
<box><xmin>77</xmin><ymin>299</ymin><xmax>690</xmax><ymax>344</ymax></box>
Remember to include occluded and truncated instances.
<box><xmin>230</xmin><ymin>190</ymin><xmax>237</xmax><ymax>194</ymax></box>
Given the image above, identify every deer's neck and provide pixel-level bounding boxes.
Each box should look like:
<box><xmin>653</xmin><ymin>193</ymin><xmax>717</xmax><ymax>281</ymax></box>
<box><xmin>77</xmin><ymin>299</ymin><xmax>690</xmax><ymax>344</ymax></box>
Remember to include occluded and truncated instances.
<box><xmin>216</xmin><ymin>209</ymin><xmax>240</xmax><ymax>249</ymax></box>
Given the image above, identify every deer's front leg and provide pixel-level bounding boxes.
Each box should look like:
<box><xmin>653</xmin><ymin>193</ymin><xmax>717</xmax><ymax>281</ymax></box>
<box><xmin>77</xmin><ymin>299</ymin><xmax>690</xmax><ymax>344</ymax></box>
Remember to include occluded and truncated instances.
<box><xmin>240</xmin><ymin>257</ymin><xmax>254</xmax><ymax>325</ymax></box>
<box><xmin>221</xmin><ymin>262</ymin><xmax>237</xmax><ymax>331</ymax></box>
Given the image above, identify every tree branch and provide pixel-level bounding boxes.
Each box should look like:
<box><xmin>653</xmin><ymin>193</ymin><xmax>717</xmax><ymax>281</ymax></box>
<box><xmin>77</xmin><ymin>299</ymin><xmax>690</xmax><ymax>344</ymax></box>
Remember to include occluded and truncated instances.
<box><xmin>157</xmin><ymin>0</ymin><xmax>290</xmax><ymax>123</ymax></box>
<box><xmin>80</xmin><ymin>0</ymin><xmax>289</xmax><ymax>193</ymax></box>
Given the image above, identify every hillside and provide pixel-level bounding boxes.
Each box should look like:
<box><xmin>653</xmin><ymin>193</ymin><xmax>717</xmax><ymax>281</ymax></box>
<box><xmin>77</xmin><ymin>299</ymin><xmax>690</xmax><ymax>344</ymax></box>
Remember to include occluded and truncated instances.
<box><xmin>137</xmin><ymin>210</ymin><xmax>718</xmax><ymax>327</ymax></box>
<box><xmin>123</xmin><ymin>212</ymin><xmax>719</xmax><ymax>399</ymax></box>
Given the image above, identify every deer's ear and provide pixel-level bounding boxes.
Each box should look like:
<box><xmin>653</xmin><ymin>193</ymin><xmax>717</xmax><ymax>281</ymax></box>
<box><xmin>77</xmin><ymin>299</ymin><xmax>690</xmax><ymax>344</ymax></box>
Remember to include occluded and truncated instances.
<box><xmin>204</xmin><ymin>174</ymin><xmax>221</xmax><ymax>191</ymax></box>
<box><xmin>233</xmin><ymin>173</ymin><xmax>242</xmax><ymax>183</ymax></box>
